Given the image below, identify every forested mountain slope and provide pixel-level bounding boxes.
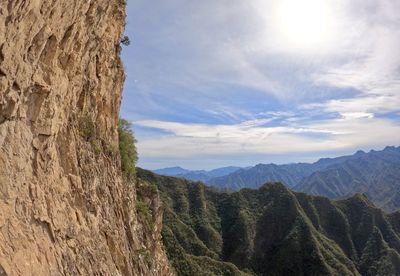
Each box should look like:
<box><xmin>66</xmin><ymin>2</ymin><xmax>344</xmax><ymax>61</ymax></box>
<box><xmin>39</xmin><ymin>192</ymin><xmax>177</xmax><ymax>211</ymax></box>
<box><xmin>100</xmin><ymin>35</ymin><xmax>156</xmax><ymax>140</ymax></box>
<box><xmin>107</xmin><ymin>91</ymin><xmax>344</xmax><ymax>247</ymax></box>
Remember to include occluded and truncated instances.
<box><xmin>138</xmin><ymin>168</ymin><xmax>400</xmax><ymax>276</ymax></box>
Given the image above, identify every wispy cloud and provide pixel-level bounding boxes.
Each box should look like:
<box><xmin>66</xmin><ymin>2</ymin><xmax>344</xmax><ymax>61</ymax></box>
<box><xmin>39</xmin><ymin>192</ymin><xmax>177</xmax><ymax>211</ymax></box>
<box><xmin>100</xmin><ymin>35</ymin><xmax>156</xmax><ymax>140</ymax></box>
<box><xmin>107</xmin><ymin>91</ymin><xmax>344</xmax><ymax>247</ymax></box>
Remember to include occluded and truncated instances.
<box><xmin>134</xmin><ymin>116</ymin><xmax>399</xmax><ymax>159</ymax></box>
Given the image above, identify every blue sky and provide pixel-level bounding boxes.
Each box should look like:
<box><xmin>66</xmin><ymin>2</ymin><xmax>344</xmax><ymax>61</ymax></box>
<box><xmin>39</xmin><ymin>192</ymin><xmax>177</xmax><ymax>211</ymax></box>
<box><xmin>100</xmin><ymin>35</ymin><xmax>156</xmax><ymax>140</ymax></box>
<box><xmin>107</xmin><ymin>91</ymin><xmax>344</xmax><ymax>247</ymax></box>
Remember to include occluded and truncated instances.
<box><xmin>121</xmin><ymin>0</ymin><xmax>400</xmax><ymax>170</ymax></box>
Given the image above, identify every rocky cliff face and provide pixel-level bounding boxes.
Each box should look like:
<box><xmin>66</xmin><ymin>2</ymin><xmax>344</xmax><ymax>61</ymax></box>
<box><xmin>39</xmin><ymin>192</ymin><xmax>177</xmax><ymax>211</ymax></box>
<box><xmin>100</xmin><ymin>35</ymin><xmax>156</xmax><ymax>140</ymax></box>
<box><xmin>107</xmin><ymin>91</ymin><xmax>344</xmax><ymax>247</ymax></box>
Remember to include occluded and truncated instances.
<box><xmin>0</xmin><ymin>1</ymin><xmax>170</xmax><ymax>275</ymax></box>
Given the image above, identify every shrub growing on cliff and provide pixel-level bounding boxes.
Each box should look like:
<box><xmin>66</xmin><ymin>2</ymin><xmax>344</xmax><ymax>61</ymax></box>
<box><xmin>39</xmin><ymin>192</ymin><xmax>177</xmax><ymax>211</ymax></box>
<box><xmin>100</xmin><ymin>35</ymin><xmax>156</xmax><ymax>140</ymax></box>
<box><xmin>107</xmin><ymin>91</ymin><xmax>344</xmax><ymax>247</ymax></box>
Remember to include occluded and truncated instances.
<box><xmin>118</xmin><ymin>118</ymin><xmax>138</xmax><ymax>178</ymax></box>
<box><xmin>120</xmin><ymin>36</ymin><xmax>131</xmax><ymax>46</ymax></box>
<box><xmin>136</xmin><ymin>200</ymin><xmax>152</xmax><ymax>225</ymax></box>
<box><xmin>79</xmin><ymin>114</ymin><xmax>96</xmax><ymax>141</ymax></box>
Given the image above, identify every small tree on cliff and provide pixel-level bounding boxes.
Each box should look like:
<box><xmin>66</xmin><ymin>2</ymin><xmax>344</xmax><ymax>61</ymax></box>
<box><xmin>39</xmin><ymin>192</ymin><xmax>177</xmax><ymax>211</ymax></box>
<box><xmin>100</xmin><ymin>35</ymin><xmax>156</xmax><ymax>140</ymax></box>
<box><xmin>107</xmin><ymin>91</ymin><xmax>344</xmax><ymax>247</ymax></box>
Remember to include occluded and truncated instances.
<box><xmin>120</xmin><ymin>36</ymin><xmax>131</xmax><ymax>46</ymax></box>
<box><xmin>118</xmin><ymin>118</ymin><xmax>138</xmax><ymax>178</ymax></box>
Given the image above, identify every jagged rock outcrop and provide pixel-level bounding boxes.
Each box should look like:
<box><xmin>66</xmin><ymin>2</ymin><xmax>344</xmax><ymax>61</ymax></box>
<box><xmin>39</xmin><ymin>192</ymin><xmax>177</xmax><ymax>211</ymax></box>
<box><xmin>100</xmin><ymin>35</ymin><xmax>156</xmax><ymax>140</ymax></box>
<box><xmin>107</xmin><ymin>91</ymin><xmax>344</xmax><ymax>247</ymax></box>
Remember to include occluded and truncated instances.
<box><xmin>0</xmin><ymin>1</ymin><xmax>171</xmax><ymax>275</ymax></box>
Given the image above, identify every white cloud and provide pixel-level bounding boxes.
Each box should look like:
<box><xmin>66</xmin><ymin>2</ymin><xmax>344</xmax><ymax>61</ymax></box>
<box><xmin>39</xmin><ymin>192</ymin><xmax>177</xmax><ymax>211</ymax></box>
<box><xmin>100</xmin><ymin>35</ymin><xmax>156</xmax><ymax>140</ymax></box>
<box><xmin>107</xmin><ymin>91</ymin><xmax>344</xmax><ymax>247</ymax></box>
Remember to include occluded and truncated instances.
<box><xmin>340</xmin><ymin>112</ymin><xmax>374</xmax><ymax>120</ymax></box>
<box><xmin>302</xmin><ymin>93</ymin><xmax>400</xmax><ymax>117</ymax></box>
<box><xmin>134</xmin><ymin>115</ymin><xmax>399</xmax><ymax>161</ymax></box>
<box><xmin>135</xmin><ymin>119</ymin><xmax>340</xmax><ymax>139</ymax></box>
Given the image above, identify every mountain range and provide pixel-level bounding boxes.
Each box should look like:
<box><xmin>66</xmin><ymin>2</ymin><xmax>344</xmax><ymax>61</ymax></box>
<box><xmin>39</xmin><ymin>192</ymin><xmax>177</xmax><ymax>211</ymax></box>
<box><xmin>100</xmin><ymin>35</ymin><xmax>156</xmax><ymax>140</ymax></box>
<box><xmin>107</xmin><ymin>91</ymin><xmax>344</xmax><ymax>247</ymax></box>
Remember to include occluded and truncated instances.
<box><xmin>138</xmin><ymin>168</ymin><xmax>400</xmax><ymax>276</ymax></box>
<box><xmin>154</xmin><ymin>146</ymin><xmax>400</xmax><ymax>212</ymax></box>
<box><xmin>206</xmin><ymin>149</ymin><xmax>373</xmax><ymax>190</ymax></box>
<box><xmin>294</xmin><ymin>146</ymin><xmax>400</xmax><ymax>212</ymax></box>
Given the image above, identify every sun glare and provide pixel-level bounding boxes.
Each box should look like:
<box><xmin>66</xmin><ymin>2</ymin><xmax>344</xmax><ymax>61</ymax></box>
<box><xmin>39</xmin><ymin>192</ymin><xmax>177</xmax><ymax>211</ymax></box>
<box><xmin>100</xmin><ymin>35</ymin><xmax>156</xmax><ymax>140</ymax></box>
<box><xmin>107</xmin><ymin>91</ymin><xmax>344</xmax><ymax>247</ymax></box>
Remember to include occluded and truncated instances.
<box><xmin>274</xmin><ymin>0</ymin><xmax>335</xmax><ymax>51</ymax></box>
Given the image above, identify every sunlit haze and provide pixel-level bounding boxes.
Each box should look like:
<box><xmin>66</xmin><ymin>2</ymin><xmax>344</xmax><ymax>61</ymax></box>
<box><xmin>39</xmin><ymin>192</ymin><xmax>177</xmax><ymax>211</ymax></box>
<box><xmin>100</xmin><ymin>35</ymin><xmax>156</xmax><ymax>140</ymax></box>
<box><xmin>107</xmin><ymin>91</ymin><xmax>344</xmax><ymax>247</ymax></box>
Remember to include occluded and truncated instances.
<box><xmin>273</xmin><ymin>0</ymin><xmax>336</xmax><ymax>50</ymax></box>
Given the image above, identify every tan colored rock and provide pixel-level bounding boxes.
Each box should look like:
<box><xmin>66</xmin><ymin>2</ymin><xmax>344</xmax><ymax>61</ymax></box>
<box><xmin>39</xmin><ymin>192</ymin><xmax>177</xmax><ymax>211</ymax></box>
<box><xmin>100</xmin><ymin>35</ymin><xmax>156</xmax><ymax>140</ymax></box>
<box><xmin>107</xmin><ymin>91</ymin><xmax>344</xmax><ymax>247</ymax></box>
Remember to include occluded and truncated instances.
<box><xmin>0</xmin><ymin>1</ymin><xmax>171</xmax><ymax>275</ymax></box>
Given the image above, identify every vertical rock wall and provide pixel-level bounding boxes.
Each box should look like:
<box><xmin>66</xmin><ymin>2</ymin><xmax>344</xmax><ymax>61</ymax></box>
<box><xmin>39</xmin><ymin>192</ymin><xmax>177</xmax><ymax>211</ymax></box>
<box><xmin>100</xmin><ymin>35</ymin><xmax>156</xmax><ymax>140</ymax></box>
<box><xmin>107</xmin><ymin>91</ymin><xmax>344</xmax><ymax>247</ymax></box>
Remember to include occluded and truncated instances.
<box><xmin>0</xmin><ymin>1</ymin><xmax>171</xmax><ymax>275</ymax></box>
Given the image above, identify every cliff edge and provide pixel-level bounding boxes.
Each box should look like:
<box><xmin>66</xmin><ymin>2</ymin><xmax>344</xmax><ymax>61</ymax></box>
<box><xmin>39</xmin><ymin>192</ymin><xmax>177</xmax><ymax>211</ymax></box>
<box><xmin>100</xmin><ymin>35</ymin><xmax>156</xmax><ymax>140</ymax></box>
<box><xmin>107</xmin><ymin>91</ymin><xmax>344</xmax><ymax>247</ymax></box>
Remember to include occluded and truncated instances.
<box><xmin>0</xmin><ymin>1</ymin><xmax>170</xmax><ymax>275</ymax></box>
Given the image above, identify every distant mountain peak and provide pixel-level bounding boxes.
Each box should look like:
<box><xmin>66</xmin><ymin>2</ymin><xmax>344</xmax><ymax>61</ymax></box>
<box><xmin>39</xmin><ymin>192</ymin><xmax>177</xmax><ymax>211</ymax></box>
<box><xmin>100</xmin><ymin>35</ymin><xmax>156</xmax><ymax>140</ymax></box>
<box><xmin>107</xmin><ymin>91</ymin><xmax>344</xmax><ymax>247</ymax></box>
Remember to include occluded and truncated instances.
<box><xmin>355</xmin><ymin>150</ymin><xmax>366</xmax><ymax>156</ymax></box>
<box><xmin>153</xmin><ymin>166</ymin><xmax>189</xmax><ymax>176</ymax></box>
<box><xmin>384</xmin><ymin>145</ymin><xmax>399</xmax><ymax>151</ymax></box>
<box><xmin>166</xmin><ymin>166</ymin><xmax>185</xmax><ymax>170</ymax></box>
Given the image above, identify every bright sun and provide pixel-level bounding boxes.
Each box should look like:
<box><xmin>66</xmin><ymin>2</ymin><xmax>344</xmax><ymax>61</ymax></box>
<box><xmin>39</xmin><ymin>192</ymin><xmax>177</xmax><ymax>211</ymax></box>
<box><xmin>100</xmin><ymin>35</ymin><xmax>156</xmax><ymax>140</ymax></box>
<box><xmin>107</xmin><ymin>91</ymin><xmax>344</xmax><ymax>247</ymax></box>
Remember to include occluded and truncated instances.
<box><xmin>274</xmin><ymin>0</ymin><xmax>335</xmax><ymax>50</ymax></box>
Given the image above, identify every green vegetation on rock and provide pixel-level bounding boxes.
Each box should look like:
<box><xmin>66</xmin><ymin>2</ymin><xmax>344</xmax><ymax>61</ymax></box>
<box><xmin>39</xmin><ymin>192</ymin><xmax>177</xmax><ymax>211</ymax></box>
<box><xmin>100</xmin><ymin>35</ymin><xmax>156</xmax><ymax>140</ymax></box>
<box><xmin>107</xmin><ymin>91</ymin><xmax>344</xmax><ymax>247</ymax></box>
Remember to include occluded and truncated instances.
<box><xmin>79</xmin><ymin>113</ymin><xmax>96</xmax><ymax>141</ymax></box>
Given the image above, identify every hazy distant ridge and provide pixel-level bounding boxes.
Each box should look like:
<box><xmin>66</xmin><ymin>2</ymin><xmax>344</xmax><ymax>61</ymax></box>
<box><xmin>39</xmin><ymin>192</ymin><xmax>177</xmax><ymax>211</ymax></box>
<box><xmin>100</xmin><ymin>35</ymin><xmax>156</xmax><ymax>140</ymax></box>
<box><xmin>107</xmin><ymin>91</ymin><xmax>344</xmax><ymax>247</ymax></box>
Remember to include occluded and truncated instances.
<box><xmin>154</xmin><ymin>146</ymin><xmax>400</xmax><ymax>211</ymax></box>
<box><xmin>207</xmin><ymin>149</ymin><xmax>370</xmax><ymax>190</ymax></box>
<box><xmin>294</xmin><ymin>146</ymin><xmax>400</xmax><ymax>212</ymax></box>
<box><xmin>153</xmin><ymin>166</ymin><xmax>242</xmax><ymax>183</ymax></box>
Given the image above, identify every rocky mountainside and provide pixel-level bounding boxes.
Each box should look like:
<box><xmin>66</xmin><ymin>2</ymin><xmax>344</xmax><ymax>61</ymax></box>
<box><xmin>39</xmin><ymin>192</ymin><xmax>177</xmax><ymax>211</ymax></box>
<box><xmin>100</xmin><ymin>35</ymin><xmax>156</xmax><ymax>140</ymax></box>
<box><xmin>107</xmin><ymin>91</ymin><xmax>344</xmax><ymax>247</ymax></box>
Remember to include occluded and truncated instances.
<box><xmin>138</xmin><ymin>168</ymin><xmax>400</xmax><ymax>276</ymax></box>
<box><xmin>295</xmin><ymin>146</ymin><xmax>400</xmax><ymax>212</ymax></box>
<box><xmin>206</xmin><ymin>151</ymin><xmax>367</xmax><ymax>190</ymax></box>
<box><xmin>0</xmin><ymin>1</ymin><xmax>170</xmax><ymax>275</ymax></box>
<box><xmin>208</xmin><ymin>163</ymin><xmax>314</xmax><ymax>190</ymax></box>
